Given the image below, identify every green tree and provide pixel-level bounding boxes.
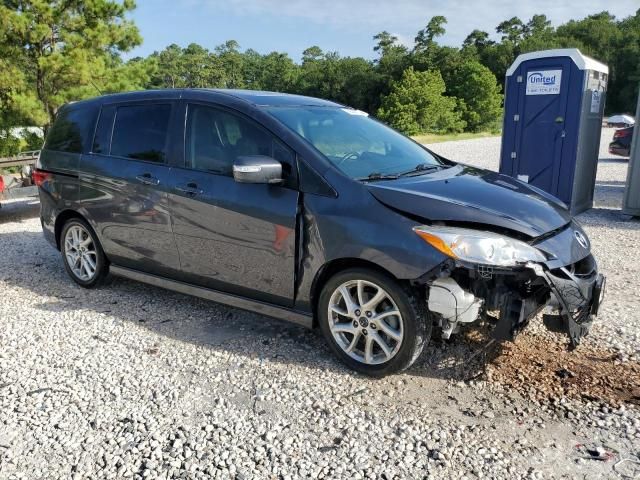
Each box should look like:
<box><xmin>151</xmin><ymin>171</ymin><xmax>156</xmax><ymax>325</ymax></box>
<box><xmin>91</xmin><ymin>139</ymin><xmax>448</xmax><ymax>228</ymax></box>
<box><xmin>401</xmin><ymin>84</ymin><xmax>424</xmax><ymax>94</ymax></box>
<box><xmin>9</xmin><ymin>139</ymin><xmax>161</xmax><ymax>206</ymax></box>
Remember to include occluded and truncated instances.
<box><xmin>377</xmin><ymin>67</ymin><xmax>465</xmax><ymax>135</ymax></box>
<box><xmin>0</xmin><ymin>0</ymin><xmax>141</xmax><ymax>131</ymax></box>
<box><xmin>556</xmin><ymin>12</ymin><xmax>622</xmax><ymax>65</ymax></box>
<box><xmin>372</xmin><ymin>31</ymin><xmax>410</xmax><ymax>105</ymax></box>
<box><xmin>462</xmin><ymin>30</ymin><xmax>494</xmax><ymax>53</ymax></box>
<box><xmin>0</xmin><ymin>28</ymin><xmax>43</xmax><ymax>155</ymax></box>
<box><xmin>497</xmin><ymin>17</ymin><xmax>526</xmax><ymax>44</ymax></box>
<box><xmin>215</xmin><ymin>40</ymin><xmax>244</xmax><ymax>88</ymax></box>
<box><xmin>519</xmin><ymin>14</ymin><xmax>561</xmax><ymax>52</ymax></box>
<box><xmin>447</xmin><ymin>61</ymin><xmax>503</xmax><ymax>132</ymax></box>
<box><xmin>182</xmin><ymin>43</ymin><xmax>218</xmax><ymax>88</ymax></box>
<box><xmin>609</xmin><ymin>9</ymin><xmax>640</xmax><ymax>113</ymax></box>
<box><xmin>414</xmin><ymin>16</ymin><xmax>447</xmax><ymax>52</ymax></box>
<box><xmin>332</xmin><ymin>57</ymin><xmax>379</xmax><ymax>111</ymax></box>
<box><xmin>147</xmin><ymin>44</ymin><xmax>184</xmax><ymax>88</ymax></box>
<box><xmin>412</xmin><ymin>16</ymin><xmax>449</xmax><ymax>71</ymax></box>
<box><xmin>248</xmin><ymin>51</ymin><xmax>299</xmax><ymax>92</ymax></box>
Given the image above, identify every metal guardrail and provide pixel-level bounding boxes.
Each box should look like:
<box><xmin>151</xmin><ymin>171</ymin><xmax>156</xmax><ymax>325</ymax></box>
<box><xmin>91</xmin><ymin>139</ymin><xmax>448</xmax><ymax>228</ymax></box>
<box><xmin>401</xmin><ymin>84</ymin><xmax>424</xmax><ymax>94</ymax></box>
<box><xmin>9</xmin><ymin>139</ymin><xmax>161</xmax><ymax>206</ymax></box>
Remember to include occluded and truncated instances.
<box><xmin>0</xmin><ymin>150</ymin><xmax>40</xmax><ymax>168</ymax></box>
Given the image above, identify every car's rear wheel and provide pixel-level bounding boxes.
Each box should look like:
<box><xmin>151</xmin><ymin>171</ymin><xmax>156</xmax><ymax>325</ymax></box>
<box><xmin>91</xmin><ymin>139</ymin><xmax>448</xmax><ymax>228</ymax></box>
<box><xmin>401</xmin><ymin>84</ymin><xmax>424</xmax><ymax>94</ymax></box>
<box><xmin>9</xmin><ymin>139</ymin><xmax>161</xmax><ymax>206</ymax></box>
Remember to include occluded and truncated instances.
<box><xmin>318</xmin><ymin>268</ymin><xmax>430</xmax><ymax>376</ymax></box>
<box><xmin>60</xmin><ymin>218</ymin><xmax>108</xmax><ymax>288</ymax></box>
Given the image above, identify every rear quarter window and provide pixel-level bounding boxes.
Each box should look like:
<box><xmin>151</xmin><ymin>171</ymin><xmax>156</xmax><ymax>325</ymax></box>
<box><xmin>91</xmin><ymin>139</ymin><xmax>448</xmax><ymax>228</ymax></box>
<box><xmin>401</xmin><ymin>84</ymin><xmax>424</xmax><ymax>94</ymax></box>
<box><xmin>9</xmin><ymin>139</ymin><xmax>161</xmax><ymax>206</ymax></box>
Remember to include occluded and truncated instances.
<box><xmin>44</xmin><ymin>103</ymin><xmax>99</xmax><ymax>154</ymax></box>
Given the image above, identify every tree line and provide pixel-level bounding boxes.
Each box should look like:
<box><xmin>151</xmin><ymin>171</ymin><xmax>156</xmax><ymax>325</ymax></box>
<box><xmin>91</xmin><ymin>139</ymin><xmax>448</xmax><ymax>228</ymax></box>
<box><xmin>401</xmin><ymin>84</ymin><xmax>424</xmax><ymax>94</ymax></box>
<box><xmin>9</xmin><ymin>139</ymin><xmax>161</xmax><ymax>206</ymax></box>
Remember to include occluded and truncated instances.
<box><xmin>1</xmin><ymin>1</ymin><xmax>639</xmax><ymax>155</ymax></box>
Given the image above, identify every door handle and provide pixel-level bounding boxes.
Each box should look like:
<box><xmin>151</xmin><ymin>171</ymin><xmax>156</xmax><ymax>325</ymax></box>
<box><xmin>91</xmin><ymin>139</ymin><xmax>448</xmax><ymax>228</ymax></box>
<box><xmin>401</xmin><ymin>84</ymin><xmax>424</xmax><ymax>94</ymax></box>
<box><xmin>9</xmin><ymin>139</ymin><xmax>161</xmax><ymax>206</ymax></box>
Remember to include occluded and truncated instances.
<box><xmin>135</xmin><ymin>174</ymin><xmax>160</xmax><ymax>185</ymax></box>
<box><xmin>175</xmin><ymin>182</ymin><xmax>203</xmax><ymax>196</ymax></box>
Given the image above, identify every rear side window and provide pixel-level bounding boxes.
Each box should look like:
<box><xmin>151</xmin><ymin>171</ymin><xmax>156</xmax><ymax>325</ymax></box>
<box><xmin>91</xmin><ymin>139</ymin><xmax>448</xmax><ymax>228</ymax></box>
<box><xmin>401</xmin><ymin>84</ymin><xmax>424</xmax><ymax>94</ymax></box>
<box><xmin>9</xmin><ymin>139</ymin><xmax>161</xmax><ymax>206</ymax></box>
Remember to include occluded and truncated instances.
<box><xmin>110</xmin><ymin>104</ymin><xmax>171</xmax><ymax>163</ymax></box>
<box><xmin>45</xmin><ymin>104</ymin><xmax>99</xmax><ymax>153</ymax></box>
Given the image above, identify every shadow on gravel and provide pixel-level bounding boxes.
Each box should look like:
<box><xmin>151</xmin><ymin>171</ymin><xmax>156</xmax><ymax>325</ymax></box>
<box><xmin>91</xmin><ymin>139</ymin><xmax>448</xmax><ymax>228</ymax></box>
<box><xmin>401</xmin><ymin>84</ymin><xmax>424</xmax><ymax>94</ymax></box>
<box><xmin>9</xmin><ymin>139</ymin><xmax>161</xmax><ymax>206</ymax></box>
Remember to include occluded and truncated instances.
<box><xmin>0</xmin><ymin>230</ymin><xmax>496</xmax><ymax>385</ymax></box>
<box><xmin>2</xmin><ymin>230</ymin><xmax>639</xmax><ymax>408</ymax></box>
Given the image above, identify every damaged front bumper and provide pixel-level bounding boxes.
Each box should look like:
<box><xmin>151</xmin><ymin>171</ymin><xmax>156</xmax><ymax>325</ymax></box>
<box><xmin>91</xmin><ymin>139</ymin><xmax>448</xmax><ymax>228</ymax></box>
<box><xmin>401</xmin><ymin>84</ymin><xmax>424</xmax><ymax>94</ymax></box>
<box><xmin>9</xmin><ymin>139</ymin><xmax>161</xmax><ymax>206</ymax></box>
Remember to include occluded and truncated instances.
<box><xmin>538</xmin><ymin>265</ymin><xmax>605</xmax><ymax>348</ymax></box>
<box><xmin>426</xmin><ymin>255</ymin><xmax>606</xmax><ymax>349</ymax></box>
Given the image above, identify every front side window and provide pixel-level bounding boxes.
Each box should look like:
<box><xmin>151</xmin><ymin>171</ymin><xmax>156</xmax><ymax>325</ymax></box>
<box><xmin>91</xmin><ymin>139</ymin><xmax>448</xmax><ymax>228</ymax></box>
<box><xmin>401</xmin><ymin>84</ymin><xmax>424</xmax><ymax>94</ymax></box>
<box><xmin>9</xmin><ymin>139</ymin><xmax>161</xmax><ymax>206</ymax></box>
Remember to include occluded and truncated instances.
<box><xmin>186</xmin><ymin>104</ymin><xmax>272</xmax><ymax>175</ymax></box>
<box><xmin>110</xmin><ymin>104</ymin><xmax>171</xmax><ymax>163</ymax></box>
<box><xmin>267</xmin><ymin>106</ymin><xmax>444</xmax><ymax>180</ymax></box>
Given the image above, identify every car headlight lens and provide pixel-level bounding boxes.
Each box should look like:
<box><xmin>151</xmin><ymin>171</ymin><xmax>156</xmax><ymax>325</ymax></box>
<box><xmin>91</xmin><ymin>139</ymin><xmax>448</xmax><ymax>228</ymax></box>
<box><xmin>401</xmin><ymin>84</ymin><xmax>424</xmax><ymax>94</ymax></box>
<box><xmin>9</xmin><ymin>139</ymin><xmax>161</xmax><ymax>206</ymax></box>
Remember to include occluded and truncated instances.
<box><xmin>414</xmin><ymin>226</ymin><xmax>546</xmax><ymax>266</ymax></box>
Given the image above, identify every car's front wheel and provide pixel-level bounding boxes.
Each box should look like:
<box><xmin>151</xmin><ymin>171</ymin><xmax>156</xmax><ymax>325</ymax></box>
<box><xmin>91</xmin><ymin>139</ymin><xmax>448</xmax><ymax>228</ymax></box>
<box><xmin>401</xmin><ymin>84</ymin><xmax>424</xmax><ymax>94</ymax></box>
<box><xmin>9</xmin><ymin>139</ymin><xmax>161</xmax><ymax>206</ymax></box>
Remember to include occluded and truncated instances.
<box><xmin>318</xmin><ymin>268</ymin><xmax>430</xmax><ymax>376</ymax></box>
<box><xmin>60</xmin><ymin>218</ymin><xmax>108</xmax><ymax>288</ymax></box>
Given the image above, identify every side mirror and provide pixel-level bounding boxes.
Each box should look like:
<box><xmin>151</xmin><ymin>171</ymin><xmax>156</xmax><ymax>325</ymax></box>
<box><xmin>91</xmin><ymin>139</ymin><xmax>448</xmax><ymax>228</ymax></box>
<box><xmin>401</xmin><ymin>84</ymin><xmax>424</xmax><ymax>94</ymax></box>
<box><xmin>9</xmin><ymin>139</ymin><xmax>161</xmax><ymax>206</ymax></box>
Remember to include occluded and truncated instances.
<box><xmin>233</xmin><ymin>155</ymin><xmax>283</xmax><ymax>185</ymax></box>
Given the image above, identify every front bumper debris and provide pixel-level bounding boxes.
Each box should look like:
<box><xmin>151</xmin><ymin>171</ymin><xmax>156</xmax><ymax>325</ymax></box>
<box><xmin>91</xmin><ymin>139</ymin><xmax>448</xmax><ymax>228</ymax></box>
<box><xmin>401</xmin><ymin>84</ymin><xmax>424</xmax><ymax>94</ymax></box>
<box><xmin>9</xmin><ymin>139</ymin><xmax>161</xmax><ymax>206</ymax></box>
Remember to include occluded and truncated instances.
<box><xmin>493</xmin><ymin>260</ymin><xmax>605</xmax><ymax>349</ymax></box>
<box><xmin>425</xmin><ymin>254</ymin><xmax>605</xmax><ymax>350</ymax></box>
<box><xmin>541</xmin><ymin>269</ymin><xmax>605</xmax><ymax>348</ymax></box>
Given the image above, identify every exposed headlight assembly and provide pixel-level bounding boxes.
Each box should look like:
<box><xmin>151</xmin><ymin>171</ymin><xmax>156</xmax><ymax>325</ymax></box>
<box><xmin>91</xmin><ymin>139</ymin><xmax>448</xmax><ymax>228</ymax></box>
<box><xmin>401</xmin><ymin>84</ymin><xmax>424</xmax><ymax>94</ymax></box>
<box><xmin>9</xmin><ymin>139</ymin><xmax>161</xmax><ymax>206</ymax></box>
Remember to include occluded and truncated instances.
<box><xmin>414</xmin><ymin>226</ymin><xmax>546</xmax><ymax>267</ymax></box>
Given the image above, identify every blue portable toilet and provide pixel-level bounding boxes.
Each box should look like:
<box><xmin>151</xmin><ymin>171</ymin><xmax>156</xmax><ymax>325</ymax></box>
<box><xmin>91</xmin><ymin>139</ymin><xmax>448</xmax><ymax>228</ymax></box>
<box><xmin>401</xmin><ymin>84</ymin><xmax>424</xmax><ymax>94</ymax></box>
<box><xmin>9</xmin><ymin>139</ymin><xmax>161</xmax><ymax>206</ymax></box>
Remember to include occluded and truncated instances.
<box><xmin>499</xmin><ymin>49</ymin><xmax>608</xmax><ymax>214</ymax></box>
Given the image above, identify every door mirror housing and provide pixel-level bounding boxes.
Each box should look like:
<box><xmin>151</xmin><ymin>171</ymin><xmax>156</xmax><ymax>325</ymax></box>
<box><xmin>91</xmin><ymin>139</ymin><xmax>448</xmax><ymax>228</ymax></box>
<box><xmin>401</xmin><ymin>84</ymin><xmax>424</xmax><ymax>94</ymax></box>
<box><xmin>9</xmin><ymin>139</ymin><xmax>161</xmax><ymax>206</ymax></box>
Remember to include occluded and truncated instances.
<box><xmin>233</xmin><ymin>156</ymin><xmax>283</xmax><ymax>185</ymax></box>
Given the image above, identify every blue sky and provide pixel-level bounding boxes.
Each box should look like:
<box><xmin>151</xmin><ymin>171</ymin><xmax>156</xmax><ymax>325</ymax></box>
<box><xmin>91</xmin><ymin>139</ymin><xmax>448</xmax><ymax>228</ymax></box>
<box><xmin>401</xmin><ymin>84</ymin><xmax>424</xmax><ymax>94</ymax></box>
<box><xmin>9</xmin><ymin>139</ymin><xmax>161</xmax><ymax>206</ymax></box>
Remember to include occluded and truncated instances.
<box><xmin>127</xmin><ymin>0</ymin><xmax>639</xmax><ymax>61</ymax></box>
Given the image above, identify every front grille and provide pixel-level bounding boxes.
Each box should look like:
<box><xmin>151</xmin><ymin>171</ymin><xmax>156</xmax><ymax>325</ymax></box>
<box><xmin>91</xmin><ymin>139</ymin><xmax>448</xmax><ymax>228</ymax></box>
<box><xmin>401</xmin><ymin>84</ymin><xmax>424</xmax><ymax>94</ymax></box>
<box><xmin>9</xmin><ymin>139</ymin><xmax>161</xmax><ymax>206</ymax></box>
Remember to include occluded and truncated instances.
<box><xmin>567</xmin><ymin>254</ymin><xmax>597</xmax><ymax>278</ymax></box>
<box><xmin>550</xmin><ymin>254</ymin><xmax>597</xmax><ymax>280</ymax></box>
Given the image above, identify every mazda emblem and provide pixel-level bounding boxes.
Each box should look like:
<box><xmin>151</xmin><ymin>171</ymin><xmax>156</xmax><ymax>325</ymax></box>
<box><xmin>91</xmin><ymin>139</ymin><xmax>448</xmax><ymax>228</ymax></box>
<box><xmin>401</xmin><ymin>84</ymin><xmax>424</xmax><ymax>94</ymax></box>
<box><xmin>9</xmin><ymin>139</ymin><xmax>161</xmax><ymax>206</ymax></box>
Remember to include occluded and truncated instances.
<box><xmin>574</xmin><ymin>230</ymin><xmax>589</xmax><ymax>249</ymax></box>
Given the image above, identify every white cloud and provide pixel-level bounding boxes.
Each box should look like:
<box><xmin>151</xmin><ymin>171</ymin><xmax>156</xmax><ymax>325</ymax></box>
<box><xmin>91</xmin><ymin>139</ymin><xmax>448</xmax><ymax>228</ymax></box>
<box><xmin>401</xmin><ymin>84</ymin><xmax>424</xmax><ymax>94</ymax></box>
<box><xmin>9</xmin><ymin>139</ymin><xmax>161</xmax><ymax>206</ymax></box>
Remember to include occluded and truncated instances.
<box><xmin>185</xmin><ymin>0</ymin><xmax>638</xmax><ymax>46</ymax></box>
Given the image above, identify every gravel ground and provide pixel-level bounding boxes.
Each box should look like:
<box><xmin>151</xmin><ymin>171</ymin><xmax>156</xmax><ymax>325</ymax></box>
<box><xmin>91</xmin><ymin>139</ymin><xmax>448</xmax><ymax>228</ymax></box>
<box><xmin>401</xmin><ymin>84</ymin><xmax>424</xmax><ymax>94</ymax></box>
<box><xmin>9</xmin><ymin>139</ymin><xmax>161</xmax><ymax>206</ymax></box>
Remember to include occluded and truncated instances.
<box><xmin>0</xmin><ymin>128</ymin><xmax>638</xmax><ymax>479</ymax></box>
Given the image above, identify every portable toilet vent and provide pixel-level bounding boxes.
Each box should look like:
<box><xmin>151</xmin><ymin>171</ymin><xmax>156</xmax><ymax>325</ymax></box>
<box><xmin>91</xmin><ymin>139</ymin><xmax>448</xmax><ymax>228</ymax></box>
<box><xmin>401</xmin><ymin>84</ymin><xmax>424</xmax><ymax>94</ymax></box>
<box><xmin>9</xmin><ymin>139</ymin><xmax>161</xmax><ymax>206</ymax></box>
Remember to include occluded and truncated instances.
<box><xmin>499</xmin><ymin>49</ymin><xmax>608</xmax><ymax>214</ymax></box>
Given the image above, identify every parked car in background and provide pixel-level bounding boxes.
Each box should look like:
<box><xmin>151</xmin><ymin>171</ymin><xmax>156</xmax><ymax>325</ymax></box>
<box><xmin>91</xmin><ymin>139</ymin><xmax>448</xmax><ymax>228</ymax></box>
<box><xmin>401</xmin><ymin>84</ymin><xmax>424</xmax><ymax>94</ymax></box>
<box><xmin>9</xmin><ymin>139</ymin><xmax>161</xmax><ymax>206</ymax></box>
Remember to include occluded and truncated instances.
<box><xmin>35</xmin><ymin>89</ymin><xmax>605</xmax><ymax>376</ymax></box>
<box><xmin>606</xmin><ymin>114</ymin><xmax>635</xmax><ymax>128</ymax></box>
<box><xmin>609</xmin><ymin>125</ymin><xmax>634</xmax><ymax>157</ymax></box>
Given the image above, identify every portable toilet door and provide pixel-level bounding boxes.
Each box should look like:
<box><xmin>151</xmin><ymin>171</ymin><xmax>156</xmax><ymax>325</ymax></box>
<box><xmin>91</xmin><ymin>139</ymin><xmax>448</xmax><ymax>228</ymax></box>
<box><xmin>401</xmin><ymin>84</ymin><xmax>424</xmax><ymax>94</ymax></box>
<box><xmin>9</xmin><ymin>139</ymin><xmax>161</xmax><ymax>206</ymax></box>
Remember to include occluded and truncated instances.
<box><xmin>500</xmin><ymin>49</ymin><xmax>608</xmax><ymax>213</ymax></box>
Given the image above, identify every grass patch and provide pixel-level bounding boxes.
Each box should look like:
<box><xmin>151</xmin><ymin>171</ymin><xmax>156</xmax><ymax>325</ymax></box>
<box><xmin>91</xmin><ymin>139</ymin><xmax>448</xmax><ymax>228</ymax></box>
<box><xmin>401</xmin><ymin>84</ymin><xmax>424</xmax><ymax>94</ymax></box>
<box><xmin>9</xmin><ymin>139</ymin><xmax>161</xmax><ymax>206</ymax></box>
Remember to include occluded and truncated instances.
<box><xmin>411</xmin><ymin>131</ymin><xmax>501</xmax><ymax>144</ymax></box>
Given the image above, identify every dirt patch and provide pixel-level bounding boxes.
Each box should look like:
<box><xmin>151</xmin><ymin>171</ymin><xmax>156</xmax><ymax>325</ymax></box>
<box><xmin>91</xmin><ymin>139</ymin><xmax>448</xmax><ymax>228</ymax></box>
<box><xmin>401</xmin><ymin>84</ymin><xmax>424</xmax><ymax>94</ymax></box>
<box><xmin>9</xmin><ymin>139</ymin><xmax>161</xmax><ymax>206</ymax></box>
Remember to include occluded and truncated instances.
<box><xmin>488</xmin><ymin>332</ymin><xmax>640</xmax><ymax>407</ymax></box>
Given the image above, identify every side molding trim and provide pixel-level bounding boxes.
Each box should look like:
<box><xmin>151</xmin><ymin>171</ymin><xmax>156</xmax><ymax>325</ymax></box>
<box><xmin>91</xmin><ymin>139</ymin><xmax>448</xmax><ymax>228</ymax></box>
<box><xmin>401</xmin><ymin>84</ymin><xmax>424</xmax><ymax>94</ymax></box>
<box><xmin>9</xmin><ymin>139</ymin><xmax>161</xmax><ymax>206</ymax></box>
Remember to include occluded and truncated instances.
<box><xmin>110</xmin><ymin>266</ymin><xmax>313</xmax><ymax>329</ymax></box>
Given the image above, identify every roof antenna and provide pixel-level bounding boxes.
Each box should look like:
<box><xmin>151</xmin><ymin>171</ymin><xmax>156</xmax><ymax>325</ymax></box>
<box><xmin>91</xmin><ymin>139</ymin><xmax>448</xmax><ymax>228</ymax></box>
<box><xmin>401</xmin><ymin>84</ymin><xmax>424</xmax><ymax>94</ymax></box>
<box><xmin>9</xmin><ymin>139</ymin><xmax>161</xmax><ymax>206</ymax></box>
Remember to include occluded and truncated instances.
<box><xmin>90</xmin><ymin>80</ymin><xmax>103</xmax><ymax>95</ymax></box>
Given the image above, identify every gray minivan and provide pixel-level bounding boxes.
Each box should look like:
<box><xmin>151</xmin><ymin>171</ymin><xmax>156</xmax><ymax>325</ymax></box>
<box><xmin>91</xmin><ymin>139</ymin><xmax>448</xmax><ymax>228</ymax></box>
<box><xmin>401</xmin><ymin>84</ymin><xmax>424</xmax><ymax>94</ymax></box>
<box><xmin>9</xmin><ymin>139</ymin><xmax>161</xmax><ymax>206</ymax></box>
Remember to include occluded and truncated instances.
<box><xmin>36</xmin><ymin>89</ymin><xmax>605</xmax><ymax>376</ymax></box>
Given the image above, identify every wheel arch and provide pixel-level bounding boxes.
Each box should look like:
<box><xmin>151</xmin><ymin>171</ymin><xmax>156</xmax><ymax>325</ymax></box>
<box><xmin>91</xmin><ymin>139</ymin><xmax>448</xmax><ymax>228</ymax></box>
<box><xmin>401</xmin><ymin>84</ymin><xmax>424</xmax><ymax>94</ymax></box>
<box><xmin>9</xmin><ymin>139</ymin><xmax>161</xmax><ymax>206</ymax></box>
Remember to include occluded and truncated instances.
<box><xmin>310</xmin><ymin>258</ymin><xmax>411</xmax><ymax>327</ymax></box>
<box><xmin>54</xmin><ymin>210</ymin><xmax>103</xmax><ymax>257</ymax></box>
<box><xmin>54</xmin><ymin>210</ymin><xmax>86</xmax><ymax>249</ymax></box>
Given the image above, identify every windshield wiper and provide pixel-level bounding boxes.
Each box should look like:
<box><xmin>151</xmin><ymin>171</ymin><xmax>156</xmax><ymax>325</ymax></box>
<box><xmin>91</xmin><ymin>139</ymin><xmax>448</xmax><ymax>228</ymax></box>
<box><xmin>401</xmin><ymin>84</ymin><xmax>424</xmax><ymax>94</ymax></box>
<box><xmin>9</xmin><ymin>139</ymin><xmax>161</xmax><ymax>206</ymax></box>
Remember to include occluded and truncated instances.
<box><xmin>356</xmin><ymin>172</ymin><xmax>400</xmax><ymax>182</ymax></box>
<box><xmin>398</xmin><ymin>163</ymin><xmax>447</xmax><ymax>177</ymax></box>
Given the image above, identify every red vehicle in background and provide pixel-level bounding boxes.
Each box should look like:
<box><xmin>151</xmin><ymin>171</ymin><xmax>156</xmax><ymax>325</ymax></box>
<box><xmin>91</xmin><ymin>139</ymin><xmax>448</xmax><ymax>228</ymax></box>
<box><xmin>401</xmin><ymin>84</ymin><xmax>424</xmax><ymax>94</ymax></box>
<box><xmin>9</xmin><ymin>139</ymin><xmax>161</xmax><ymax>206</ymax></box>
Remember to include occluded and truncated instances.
<box><xmin>609</xmin><ymin>126</ymin><xmax>634</xmax><ymax>157</ymax></box>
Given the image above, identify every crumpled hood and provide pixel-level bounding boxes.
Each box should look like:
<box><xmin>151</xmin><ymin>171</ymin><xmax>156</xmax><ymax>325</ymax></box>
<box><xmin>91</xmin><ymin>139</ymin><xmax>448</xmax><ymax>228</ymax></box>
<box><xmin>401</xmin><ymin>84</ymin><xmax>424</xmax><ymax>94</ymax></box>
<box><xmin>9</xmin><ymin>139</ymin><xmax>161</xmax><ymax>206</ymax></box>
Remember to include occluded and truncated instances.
<box><xmin>367</xmin><ymin>165</ymin><xmax>572</xmax><ymax>238</ymax></box>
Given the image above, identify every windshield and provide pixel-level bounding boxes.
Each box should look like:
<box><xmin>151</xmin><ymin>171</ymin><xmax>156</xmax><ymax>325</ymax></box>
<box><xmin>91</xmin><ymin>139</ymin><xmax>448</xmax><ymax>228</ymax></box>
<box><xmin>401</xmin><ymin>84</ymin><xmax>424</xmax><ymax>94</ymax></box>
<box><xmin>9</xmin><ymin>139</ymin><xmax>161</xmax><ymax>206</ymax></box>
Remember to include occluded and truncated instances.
<box><xmin>266</xmin><ymin>106</ymin><xmax>444</xmax><ymax>180</ymax></box>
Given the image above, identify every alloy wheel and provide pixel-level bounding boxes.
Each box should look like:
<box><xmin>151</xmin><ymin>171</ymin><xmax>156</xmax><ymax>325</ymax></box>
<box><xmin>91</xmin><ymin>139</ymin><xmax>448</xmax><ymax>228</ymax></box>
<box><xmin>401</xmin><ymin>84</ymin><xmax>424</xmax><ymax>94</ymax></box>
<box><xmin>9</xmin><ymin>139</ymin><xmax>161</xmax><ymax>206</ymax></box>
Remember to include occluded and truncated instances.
<box><xmin>64</xmin><ymin>225</ymin><xmax>98</xmax><ymax>281</ymax></box>
<box><xmin>327</xmin><ymin>280</ymin><xmax>404</xmax><ymax>365</ymax></box>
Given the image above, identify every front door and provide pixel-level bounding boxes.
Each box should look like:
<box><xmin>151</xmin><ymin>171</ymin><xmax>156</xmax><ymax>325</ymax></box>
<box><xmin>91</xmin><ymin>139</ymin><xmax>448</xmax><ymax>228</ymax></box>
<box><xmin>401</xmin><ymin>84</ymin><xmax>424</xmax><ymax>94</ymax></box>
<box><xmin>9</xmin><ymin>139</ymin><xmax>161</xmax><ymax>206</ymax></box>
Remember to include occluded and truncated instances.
<box><xmin>167</xmin><ymin>103</ymin><xmax>299</xmax><ymax>306</ymax></box>
<box><xmin>512</xmin><ymin>58</ymin><xmax>572</xmax><ymax>198</ymax></box>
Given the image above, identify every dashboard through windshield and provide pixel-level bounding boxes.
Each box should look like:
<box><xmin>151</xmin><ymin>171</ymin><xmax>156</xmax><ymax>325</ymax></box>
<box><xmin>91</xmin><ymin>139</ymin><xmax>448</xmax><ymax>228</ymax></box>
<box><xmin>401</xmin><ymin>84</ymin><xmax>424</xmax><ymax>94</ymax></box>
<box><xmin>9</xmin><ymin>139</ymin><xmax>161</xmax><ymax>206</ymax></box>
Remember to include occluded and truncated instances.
<box><xmin>266</xmin><ymin>106</ymin><xmax>444</xmax><ymax>180</ymax></box>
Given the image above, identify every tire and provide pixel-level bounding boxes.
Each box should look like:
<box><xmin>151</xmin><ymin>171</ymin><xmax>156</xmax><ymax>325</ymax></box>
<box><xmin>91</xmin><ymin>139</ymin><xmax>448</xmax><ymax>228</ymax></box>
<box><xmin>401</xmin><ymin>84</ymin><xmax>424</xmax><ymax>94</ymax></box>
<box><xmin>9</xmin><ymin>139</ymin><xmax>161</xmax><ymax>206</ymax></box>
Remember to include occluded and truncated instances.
<box><xmin>318</xmin><ymin>268</ymin><xmax>431</xmax><ymax>376</ymax></box>
<box><xmin>60</xmin><ymin>218</ymin><xmax>108</xmax><ymax>288</ymax></box>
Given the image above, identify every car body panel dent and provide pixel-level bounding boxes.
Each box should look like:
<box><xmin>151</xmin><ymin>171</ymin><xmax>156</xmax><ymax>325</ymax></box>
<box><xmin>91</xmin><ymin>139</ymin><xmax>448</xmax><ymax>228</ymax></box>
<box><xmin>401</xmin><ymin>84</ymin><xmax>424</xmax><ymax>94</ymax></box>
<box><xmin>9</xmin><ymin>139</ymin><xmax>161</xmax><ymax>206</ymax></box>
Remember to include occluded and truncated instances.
<box><xmin>294</xmin><ymin>169</ymin><xmax>448</xmax><ymax>312</ymax></box>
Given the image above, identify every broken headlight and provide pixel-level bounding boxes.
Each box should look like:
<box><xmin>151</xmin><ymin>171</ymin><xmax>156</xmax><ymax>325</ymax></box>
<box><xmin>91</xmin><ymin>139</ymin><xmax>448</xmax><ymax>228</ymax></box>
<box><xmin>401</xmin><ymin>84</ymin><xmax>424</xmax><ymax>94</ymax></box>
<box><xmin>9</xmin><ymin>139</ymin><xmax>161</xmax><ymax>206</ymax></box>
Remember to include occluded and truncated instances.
<box><xmin>413</xmin><ymin>226</ymin><xmax>546</xmax><ymax>267</ymax></box>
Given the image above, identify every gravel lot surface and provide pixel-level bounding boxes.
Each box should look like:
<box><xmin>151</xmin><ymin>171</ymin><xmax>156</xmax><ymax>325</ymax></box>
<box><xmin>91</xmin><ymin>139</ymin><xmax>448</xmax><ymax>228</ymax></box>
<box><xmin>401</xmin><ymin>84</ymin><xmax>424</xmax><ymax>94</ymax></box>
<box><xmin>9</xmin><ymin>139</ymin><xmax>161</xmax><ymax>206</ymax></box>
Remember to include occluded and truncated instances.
<box><xmin>0</xmin><ymin>128</ymin><xmax>638</xmax><ymax>479</ymax></box>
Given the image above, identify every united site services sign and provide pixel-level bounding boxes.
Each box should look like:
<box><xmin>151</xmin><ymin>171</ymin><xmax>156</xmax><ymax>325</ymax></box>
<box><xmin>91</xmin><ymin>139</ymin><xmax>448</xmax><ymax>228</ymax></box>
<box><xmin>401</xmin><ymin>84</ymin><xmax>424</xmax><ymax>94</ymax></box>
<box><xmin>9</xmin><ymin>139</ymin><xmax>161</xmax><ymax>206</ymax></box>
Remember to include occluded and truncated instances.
<box><xmin>525</xmin><ymin>70</ymin><xmax>562</xmax><ymax>95</ymax></box>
